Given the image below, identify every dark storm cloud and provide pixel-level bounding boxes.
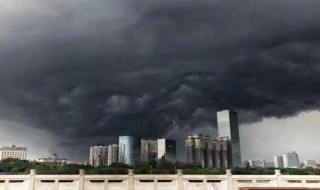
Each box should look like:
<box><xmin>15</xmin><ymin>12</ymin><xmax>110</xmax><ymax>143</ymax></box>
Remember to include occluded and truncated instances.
<box><xmin>1</xmin><ymin>0</ymin><xmax>320</xmax><ymax>161</ymax></box>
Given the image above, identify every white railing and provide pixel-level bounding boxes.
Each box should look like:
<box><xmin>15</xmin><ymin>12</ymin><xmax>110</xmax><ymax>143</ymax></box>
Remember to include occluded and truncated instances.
<box><xmin>0</xmin><ymin>169</ymin><xmax>320</xmax><ymax>190</ymax></box>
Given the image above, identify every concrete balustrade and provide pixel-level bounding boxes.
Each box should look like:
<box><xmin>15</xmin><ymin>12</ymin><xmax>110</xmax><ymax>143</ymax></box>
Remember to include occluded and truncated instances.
<box><xmin>0</xmin><ymin>169</ymin><xmax>320</xmax><ymax>190</ymax></box>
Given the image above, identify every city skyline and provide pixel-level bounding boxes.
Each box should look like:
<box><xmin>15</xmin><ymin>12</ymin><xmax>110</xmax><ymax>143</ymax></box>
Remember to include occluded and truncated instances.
<box><xmin>1</xmin><ymin>0</ymin><xmax>320</xmax><ymax>163</ymax></box>
<box><xmin>2</xmin><ymin>111</ymin><xmax>320</xmax><ymax>163</ymax></box>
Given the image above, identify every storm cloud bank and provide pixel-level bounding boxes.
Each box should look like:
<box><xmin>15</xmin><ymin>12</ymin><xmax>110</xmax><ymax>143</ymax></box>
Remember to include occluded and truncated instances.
<box><xmin>1</xmin><ymin>0</ymin><xmax>320</xmax><ymax>161</ymax></box>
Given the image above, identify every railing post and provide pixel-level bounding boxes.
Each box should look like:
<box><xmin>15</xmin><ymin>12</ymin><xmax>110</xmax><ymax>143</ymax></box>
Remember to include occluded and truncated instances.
<box><xmin>4</xmin><ymin>179</ymin><xmax>9</xmax><ymax>190</ymax></box>
<box><xmin>203</xmin><ymin>178</ymin><xmax>208</xmax><ymax>190</ymax></box>
<box><xmin>177</xmin><ymin>169</ymin><xmax>183</xmax><ymax>190</ymax></box>
<box><xmin>29</xmin><ymin>169</ymin><xmax>36</xmax><ymax>190</ymax></box>
<box><xmin>79</xmin><ymin>169</ymin><xmax>85</xmax><ymax>190</ymax></box>
<box><xmin>104</xmin><ymin>179</ymin><xmax>109</xmax><ymax>190</ymax></box>
<box><xmin>275</xmin><ymin>169</ymin><xmax>282</xmax><ymax>187</ymax></box>
<box><xmin>154</xmin><ymin>176</ymin><xmax>158</xmax><ymax>190</ymax></box>
<box><xmin>226</xmin><ymin>169</ymin><xmax>233</xmax><ymax>190</ymax></box>
<box><xmin>128</xmin><ymin>169</ymin><xmax>134</xmax><ymax>190</ymax></box>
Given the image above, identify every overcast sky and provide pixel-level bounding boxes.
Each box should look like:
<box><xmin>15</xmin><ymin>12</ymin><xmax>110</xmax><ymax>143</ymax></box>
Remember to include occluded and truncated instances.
<box><xmin>1</xmin><ymin>0</ymin><xmax>320</xmax><ymax>163</ymax></box>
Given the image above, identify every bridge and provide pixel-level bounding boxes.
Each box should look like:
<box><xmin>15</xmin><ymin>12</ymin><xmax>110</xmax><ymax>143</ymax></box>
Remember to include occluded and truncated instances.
<box><xmin>1</xmin><ymin>169</ymin><xmax>320</xmax><ymax>190</ymax></box>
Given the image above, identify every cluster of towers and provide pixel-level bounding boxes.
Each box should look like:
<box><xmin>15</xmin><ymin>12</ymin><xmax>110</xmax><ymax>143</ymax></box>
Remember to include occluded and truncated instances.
<box><xmin>186</xmin><ymin>110</ymin><xmax>241</xmax><ymax>168</ymax></box>
<box><xmin>89</xmin><ymin>137</ymin><xmax>176</xmax><ymax>167</ymax></box>
<box><xmin>90</xmin><ymin>109</ymin><xmax>241</xmax><ymax>168</ymax></box>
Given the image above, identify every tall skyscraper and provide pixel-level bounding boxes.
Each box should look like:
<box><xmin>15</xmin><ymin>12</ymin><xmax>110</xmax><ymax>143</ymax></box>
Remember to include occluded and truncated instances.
<box><xmin>89</xmin><ymin>145</ymin><xmax>108</xmax><ymax>167</ymax></box>
<box><xmin>107</xmin><ymin>144</ymin><xmax>119</xmax><ymax>166</ymax></box>
<box><xmin>141</xmin><ymin>139</ymin><xmax>158</xmax><ymax>163</ymax></box>
<box><xmin>157</xmin><ymin>139</ymin><xmax>176</xmax><ymax>163</ymax></box>
<box><xmin>0</xmin><ymin>145</ymin><xmax>27</xmax><ymax>161</ymax></box>
<box><xmin>274</xmin><ymin>156</ymin><xmax>284</xmax><ymax>168</ymax></box>
<box><xmin>119</xmin><ymin>136</ymin><xmax>141</xmax><ymax>166</ymax></box>
<box><xmin>217</xmin><ymin>110</ymin><xmax>241</xmax><ymax>167</ymax></box>
<box><xmin>186</xmin><ymin>134</ymin><xmax>230</xmax><ymax>168</ymax></box>
<box><xmin>283</xmin><ymin>151</ymin><xmax>300</xmax><ymax>168</ymax></box>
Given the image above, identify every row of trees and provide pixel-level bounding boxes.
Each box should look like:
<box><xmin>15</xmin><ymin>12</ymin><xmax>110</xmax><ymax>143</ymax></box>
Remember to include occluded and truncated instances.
<box><xmin>1</xmin><ymin>158</ymin><xmax>320</xmax><ymax>175</ymax></box>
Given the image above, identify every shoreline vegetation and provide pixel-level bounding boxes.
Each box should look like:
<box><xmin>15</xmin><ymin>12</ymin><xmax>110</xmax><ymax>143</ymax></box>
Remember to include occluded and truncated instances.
<box><xmin>0</xmin><ymin>158</ymin><xmax>319</xmax><ymax>175</ymax></box>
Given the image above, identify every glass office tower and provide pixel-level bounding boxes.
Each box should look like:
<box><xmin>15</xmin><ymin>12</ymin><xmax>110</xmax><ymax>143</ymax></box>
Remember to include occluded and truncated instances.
<box><xmin>217</xmin><ymin>110</ymin><xmax>241</xmax><ymax>167</ymax></box>
<box><xmin>119</xmin><ymin>136</ymin><xmax>141</xmax><ymax>166</ymax></box>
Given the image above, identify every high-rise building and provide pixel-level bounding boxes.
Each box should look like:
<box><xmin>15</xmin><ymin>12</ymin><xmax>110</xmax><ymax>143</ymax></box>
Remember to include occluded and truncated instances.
<box><xmin>0</xmin><ymin>145</ymin><xmax>27</xmax><ymax>160</ymax></box>
<box><xmin>217</xmin><ymin>110</ymin><xmax>241</xmax><ymax>167</ymax></box>
<box><xmin>186</xmin><ymin>134</ymin><xmax>206</xmax><ymax>167</ymax></box>
<box><xmin>212</xmin><ymin>137</ymin><xmax>230</xmax><ymax>168</ymax></box>
<box><xmin>140</xmin><ymin>139</ymin><xmax>176</xmax><ymax>164</ymax></box>
<box><xmin>274</xmin><ymin>156</ymin><xmax>284</xmax><ymax>168</ymax></box>
<box><xmin>38</xmin><ymin>154</ymin><xmax>67</xmax><ymax>164</ymax></box>
<box><xmin>107</xmin><ymin>144</ymin><xmax>119</xmax><ymax>166</ymax></box>
<box><xmin>141</xmin><ymin>139</ymin><xmax>158</xmax><ymax>163</ymax></box>
<box><xmin>248</xmin><ymin>159</ymin><xmax>265</xmax><ymax>168</ymax></box>
<box><xmin>186</xmin><ymin>134</ymin><xmax>230</xmax><ymax>168</ymax></box>
<box><xmin>283</xmin><ymin>151</ymin><xmax>300</xmax><ymax>168</ymax></box>
<box><xmin>119</xmin><ymin>136</ymin><xmax>141</xmax><ymax>166</ymax></box>
<box><xmin>89</xmin><ymin>145</ymin><xmax>108</xmax><ymax>167</ymax></box>
<box><xmin>157</xmin><ymin>139</ymin><xmax>176</xmax><ymax>163</ymax></box>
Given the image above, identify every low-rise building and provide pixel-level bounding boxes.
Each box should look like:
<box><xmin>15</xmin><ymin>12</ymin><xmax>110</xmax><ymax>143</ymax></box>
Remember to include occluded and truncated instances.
<box><xmin>37</xmin><ymin>154</ymin><xmax>67</xmax><ymax>164</ymax></box>
<box><xmin>0</xmin><ymin>145</ymin><xmax>27</xmax><ymax>160</ymax></box>
<box><xmin>248</xmin><ymin>159</ymin><xmax>265</xmax><ymax>168</ymax></box>
<box><xmin>304</xmin><ymin>160</ymin><xmax>317</xmax><ymax>168</ymax></box>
